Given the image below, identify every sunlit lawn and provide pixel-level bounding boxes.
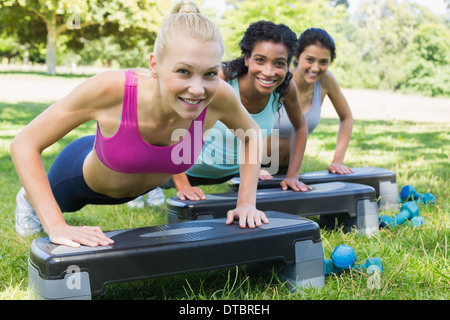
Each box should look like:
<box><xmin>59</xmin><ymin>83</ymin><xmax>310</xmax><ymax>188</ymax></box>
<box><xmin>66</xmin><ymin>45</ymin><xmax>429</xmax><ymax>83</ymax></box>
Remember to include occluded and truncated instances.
<box><xmin>0</xmin><ymin>96</ymin><xmax>448</xmax><ymax>300</ymax></box>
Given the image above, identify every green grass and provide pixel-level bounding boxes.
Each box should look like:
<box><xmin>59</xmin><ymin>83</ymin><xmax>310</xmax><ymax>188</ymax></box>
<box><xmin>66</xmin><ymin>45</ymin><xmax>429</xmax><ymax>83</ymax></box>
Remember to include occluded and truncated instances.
<box><xmin>0</xmin><ymin>98</ymin><xmax>448</xmax><ymax>300</ymax></box>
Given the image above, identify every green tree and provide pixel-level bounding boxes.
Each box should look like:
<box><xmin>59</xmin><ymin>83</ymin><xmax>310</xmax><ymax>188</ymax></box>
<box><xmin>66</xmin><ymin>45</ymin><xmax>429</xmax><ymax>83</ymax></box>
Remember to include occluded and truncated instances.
<box><xmin>0</xmin><ymin>1</ymin><xmax>47</xmax><ymax>63</ymax></box>
<box><xmin>219</xmin><ymin>0</ymin><xmax>347</xmax><ymax>60</ymax></box>
<box><xmin>0</xmin><ymin>36</ymin><xmax>21</xmax><ymax>63</ymax></box>
<box><xmin>0</xmin><ymin>0</ymin><xmax>171</xmax><ymax>75</ymax></box>
<box><xmin>331</xmin><ymin>0</ymin><xmax>450</xmax><ymax>96</ymax></box>
<box><xmin>400</xmin><ymin>22</ymin><xmax>450</xmax><ymax>97</ymax></box>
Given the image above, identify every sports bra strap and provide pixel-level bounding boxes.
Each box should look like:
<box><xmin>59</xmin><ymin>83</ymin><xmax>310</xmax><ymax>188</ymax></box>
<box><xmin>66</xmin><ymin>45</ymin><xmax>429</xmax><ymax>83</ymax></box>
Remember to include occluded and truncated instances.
<box><xmin>122</xmin><ymin>70</ymin><xmax>138</xmax><ymax>125</ymax></box>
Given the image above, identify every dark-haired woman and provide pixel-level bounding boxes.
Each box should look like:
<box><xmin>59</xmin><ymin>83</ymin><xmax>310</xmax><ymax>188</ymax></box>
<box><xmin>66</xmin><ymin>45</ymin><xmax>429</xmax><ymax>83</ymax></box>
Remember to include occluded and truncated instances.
<box><xmin>170</xmin><ymin>20</ymin><xmax>311</xmax><ymax>201</ymax></box>
<box><xmin>267</xmin><ymin>27</ymin><xmax>354</xmax><ymax>175</ymax></box>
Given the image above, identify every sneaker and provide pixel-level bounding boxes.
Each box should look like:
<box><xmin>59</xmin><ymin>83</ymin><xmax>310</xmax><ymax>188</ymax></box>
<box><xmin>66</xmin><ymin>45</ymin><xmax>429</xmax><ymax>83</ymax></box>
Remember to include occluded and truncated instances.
<box><xmin>15</xmin><ymin>188</ymin><xmax>42</xmax><ymax>236</ymax></box>
<box><xmin>146</xmin><ymin>187</ymin><xmax>165</xmax><ymax>207</ymax></box>
<box><xmin>126</xmin><ymin>195</ymin><xmax>146</xmax><ymax>209</ymax></box>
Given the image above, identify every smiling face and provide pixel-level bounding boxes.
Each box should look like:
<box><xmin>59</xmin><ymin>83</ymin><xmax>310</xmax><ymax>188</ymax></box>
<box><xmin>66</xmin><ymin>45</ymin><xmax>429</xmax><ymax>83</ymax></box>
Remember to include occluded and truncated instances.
<box><xmin>297</xmin><ymin>43</ymin><xmax>332</xmax><ymax>84</ymax></box>
<box><xmin>244</xmin><ymin>41</ymin><xmax>289</xmax><ymax>95</ymax></box>
<box><xmin>150</xmin><ymin>36</ymin><xmax>222</xmax><ymax>120</ymax></box>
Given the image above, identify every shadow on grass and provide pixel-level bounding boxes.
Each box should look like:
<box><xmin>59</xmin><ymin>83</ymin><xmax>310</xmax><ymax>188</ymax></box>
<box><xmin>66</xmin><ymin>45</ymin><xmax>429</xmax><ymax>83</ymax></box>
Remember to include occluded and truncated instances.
<box><xmin>0</xmin><ymin>70</ymin><xmax>94</xmax><ymax>79</ymax></box>
<box><xmin>310</xmin><ymin>118</ymin><xmax>449</xmax><ymax>176</ymax></box>
<box><xmin>316</xmin><ymin>118</ymin><xmax>449</xmax><ymax>151</ymax></box>
<box><xmin>0</xmin><ymin>101</ymin><xmax>48</xmax><ymax>126</ymax></box>
<box><xmin>0</xmin><ymin>100</ymin><xmax>97</xmax><ymax>160</ymax></box>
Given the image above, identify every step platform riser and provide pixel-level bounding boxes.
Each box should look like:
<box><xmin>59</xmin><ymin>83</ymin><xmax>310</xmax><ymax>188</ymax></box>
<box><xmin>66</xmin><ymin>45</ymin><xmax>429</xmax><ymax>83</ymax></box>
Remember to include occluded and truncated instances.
<box><xmin>166</xmin><ymin>182</ymin><xmax>379</xmax><ymax>236</ymax></box>
<box><xmin>29</xmin><ymin>211</ymin><xmax>323</xmax><ymax>299</ymax></box>
<box><xmin>230</xmin><ymin>167</ymin><xmax>398</xmax><ymax>210</ymax></box>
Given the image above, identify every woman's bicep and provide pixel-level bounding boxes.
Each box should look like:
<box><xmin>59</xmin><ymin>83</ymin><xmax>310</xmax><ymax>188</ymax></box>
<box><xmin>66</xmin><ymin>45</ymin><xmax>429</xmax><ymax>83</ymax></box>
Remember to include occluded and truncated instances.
<box><xmin>324</xmin><ymin>72</ymin><xmax>352</xmax><ymax>120</ymax></box>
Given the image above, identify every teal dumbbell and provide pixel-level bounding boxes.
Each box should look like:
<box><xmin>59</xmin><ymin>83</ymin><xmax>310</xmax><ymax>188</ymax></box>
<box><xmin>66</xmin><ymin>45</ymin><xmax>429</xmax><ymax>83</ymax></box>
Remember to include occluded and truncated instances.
<box><xmin>406</xmin><ymin>216</ymin><xmax>424</xmax><ymax>227</ymax></box>
<box><xmin>379</xmin><ymin>201</ymin><xmax>419</xmax><ymax>228</ymax></box>
<box><xmin>324</xmin><ymin>259</ymin><xmax>342</xmax><ymax>276</ymax></box>
<box><xmin>351</xmin><ymin>257</ymin><xmax>383</xmax><ymax>275</ymax></box>
<box><xmin>401</xmin><ymin>185</ymin><xmax>435</xmax><ymax>204</ymax></box>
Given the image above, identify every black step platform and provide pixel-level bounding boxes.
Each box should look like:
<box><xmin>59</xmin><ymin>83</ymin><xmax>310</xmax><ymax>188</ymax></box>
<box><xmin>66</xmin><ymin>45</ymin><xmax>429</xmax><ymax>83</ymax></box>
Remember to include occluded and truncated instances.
<box><xmin>230</xmin><ymin>167</ymin><xmax>398</xmax><ymax>209</ymax></box>
<box><xmin>29</xmin><ymin>211</ymin><xmax>324</xmax><ymax>300</ymax></box>
<box><xmin>166</xmin><ymin>182</ymin><xmax>379</xmax><ymax>236</ymax></box>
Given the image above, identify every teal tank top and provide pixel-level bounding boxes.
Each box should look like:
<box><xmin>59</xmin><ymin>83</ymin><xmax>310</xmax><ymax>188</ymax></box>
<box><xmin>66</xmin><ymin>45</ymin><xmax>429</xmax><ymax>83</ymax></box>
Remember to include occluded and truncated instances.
<box><xmin>186</xmin><ymin>78</ymin><xmax>279</xmax><ymax>178</ymax></box>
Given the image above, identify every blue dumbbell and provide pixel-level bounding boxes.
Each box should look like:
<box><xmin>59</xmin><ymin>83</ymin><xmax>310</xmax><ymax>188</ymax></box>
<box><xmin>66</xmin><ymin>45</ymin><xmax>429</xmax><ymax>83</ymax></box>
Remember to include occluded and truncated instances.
<box><xmin>401</xmin><ymin>185</ymin><xmax>436</xmax><ymax>204</ymax></box>
<box><xmin>379</xmin><ymin>201</ymin><xmax>419</xmax><ymax>228</ymax></box>
<box><xmin>331</xmin><ymin>245</ymin><xmax>357</xmax><ymax>269</ymax></box>
<box><xmin>324</xmin><ymin>245</ymin><xmax>382</xmax><ymax>277</ymax></box>
<box><xmin>324</xmin><ymin>245</ymin><xmax>357</xmax><ymax>276</ymax></box>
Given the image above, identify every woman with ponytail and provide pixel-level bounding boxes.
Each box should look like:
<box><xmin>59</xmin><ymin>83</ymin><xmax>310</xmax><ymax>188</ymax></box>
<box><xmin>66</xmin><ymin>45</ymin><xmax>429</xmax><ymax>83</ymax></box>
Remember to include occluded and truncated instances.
<box><xmin>11</xmin><ymin>0</ymin><xmax>267</xmax><ymax>248</ymax></box>
<box><xmin>268</xmin><ymin>28</ymin><xmax>353</xmax><ymax>175</ymax></box>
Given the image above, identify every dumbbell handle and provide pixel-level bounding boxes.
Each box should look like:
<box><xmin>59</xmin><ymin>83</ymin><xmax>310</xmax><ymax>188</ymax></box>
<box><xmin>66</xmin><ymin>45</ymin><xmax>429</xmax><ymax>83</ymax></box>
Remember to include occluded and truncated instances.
<box><xmin>351</xmin><ymin>258</ymin><xmax>383</xmax><ymax>272</ymax></box>
<box><xmin>380</xmin><ymin>207</ymin><xmax>413</xmax><ymax>227</ymax></box>
<box><xmin>324</xmin><ymin>258</ymin><xmax>382</xmax><ymax>276</ymax></box>
<box><xmin>393</xmin><ymin>202</ymin><xmax>419</xmax><ymax>225</ymax></box>
<box><xmin>395</xmin><ymin>206</ymin><xmax>414</xmax><ymax>225</ymax></box>
<box><xmin>401</xmin><ymin>186</ymin><xmax>436</xmax><ymax>204</ymax></box>
<box><xmin>410</xmin><ymin>189</ymin><xmax>423</xmax><ymax>198</ymax></box>
<box><xmin>401</xmin><ymin>185</ymin><xmax>423</xmax><ymax>199</ymax></box>
<box><xmin>324</xmin><ymin>259</ymin><xmax>344</xmax><ymax>276</ymax></box>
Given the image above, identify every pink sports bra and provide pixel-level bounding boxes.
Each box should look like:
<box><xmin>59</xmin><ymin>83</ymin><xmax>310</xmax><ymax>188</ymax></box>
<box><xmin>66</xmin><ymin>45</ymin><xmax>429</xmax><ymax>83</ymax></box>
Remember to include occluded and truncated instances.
<box><xmin>94</xmin><ymin>70</ymin><xmax>207</xmax><ymax>174</ymax></box>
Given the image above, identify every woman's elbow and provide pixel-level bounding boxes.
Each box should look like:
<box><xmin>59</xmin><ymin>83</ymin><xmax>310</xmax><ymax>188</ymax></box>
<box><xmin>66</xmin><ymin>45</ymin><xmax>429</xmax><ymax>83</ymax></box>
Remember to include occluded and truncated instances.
<box><xmin>10</xmin><ymin>133</ymin><xmax>33</xmax><ymax>163</ymax></box>
<box><xmin>10</xmin><ymin>135</ymin><xmax>21</xmax><ymax>161</ymax></box>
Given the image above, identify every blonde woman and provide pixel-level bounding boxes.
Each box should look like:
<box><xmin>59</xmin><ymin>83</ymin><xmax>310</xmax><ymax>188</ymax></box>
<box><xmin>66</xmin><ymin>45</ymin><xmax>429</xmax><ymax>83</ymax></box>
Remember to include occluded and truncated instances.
<box><xmin>10</xmin><ymin>0</ymin><xmax>267</xmax><ymax>248</ymax></box>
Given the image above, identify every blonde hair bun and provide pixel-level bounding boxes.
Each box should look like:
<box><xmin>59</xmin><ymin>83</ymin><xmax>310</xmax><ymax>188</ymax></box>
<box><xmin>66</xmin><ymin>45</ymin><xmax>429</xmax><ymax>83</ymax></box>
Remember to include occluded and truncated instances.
<box><xmin>171</xmin><ymin>0</ymin><xmax>200</xmax><ymax>14</ymax></box>
<box><xmin>154</xmin><ymin>0</ymin><xmax>224</xmax><ymax>59</ymax></box>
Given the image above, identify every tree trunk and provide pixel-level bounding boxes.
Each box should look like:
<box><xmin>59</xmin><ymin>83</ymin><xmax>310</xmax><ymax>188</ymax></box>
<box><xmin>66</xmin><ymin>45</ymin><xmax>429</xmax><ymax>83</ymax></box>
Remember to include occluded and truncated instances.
<box><xmin>46</xmin><ymin>18</ymin><xmax>58</xmax><ymax>75</ymax></box>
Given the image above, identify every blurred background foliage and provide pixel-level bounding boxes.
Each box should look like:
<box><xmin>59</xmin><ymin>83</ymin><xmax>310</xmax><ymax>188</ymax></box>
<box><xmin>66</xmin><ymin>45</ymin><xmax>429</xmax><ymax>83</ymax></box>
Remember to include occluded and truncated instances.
<box><xmin>0</xmin><ymin>0</ymin><xmax>448</xmax><ymax>97</ymax></box>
